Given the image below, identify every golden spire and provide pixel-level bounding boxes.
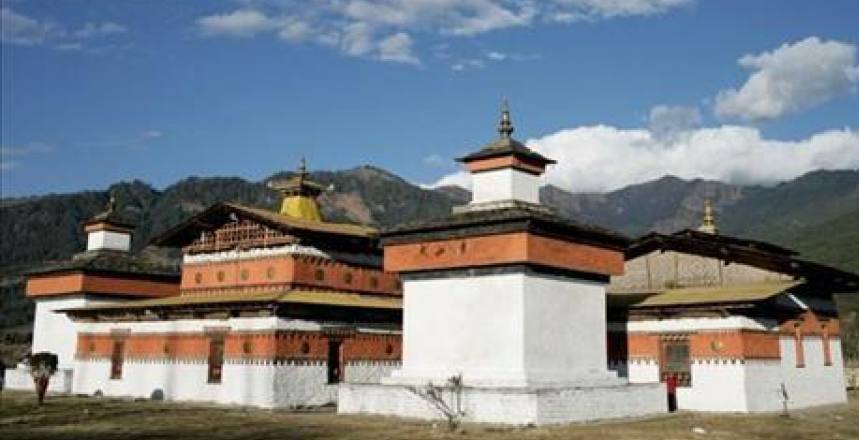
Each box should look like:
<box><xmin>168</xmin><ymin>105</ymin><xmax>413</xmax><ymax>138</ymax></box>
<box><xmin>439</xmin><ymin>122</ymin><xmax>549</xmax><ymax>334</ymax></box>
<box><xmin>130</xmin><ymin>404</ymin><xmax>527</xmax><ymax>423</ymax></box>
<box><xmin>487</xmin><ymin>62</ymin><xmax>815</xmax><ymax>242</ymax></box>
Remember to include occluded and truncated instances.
<box><xmin>698</xmin><ymin>198</ymin><xmax>718</xmax><ymax>234</ymax></box>
<box><xmin>268</xmin><ymin>158</ymin><xmax>325</xmax><ymax>222</ymax></box>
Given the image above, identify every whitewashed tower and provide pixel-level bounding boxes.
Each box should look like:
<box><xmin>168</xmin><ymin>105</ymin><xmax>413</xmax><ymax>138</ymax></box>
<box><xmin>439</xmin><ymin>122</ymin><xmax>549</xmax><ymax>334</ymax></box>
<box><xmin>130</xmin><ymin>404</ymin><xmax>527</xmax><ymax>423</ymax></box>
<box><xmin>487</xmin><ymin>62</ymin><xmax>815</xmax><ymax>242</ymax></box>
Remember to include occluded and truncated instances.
<box><xmin>339</xmin><ymin>103</ymin><xmax>666</xmax><ymax>424</ymax></box>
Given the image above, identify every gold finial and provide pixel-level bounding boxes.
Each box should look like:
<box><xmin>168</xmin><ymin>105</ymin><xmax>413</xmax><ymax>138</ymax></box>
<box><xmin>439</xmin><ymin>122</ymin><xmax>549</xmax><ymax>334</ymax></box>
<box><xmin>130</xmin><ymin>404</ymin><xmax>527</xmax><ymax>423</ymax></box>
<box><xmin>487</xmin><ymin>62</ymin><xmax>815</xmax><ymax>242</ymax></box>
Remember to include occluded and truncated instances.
<box><xmin>267</xmin><ymin>157</ymin><xmax>324</xmax><ymax>222</ymax></box>
<box><xmin>699</xmin><ymin>198</ymin><xmax>718</xmax><ymax>234</ymax></box>
<box><xmin>498</xmin><ymin>98</ymin><xmax>514</xmax><ymax>139</ymax></box>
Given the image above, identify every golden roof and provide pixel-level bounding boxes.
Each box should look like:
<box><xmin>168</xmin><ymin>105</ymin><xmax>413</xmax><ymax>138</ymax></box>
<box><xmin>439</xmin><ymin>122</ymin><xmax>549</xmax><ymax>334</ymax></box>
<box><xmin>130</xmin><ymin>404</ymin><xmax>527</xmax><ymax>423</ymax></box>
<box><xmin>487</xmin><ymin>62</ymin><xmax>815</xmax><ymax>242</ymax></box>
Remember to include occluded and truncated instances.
<box><xmin>279</xmin><ymin>195</ymin><xmax>322</xmax><ymax>222</ymax></box>
<box><xmin>60</xmin><ymin>289</ymin><xmax>401</xmax><ymax>313</ymax></box>
<box><xmin>224</xmin><ymin>203</ymin><xmax>375</xmax><ymax>237</ymax></box>
<box><xmin>631</xmin><ymin>281</ymin><xmax>800</xmax><ymax>308</ymax></box>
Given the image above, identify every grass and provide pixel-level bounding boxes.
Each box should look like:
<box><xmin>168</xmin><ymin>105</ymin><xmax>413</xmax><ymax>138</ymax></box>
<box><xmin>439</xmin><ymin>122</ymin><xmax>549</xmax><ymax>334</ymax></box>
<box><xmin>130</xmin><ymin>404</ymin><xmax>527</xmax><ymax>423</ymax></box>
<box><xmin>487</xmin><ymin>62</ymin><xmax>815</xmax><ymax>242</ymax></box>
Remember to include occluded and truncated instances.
<box><xmin>1</xmin><ymin>390</ymin><xmax>858</xmax><ymax>440</ymax></box>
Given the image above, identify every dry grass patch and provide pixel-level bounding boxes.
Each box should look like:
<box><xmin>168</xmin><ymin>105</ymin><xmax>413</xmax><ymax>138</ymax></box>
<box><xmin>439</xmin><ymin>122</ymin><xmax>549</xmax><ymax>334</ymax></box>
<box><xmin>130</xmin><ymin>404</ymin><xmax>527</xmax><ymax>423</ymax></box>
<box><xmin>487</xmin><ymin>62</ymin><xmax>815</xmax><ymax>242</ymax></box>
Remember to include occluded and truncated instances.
<box><xmin>1</xmin><ymin>390</ymin><xmax>857</xmax><ymax>440</ymax></box>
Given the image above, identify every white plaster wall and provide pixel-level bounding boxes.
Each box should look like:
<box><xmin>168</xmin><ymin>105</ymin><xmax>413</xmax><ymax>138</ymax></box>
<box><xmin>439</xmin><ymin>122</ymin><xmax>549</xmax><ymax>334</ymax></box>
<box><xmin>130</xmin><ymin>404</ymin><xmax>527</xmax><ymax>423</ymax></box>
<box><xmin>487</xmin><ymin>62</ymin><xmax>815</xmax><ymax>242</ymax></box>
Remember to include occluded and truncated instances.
<box><xmin>624</xmin><ymin>359</ymin><xmax>660</xmax><ymax>383</ymax></box>
<box><xmin>392</xmin><ymin>273</ymin><xmax>527</xmax><ymax>385</ymax></box>
<box><xmin>3</xmin><ymin>367</ymin><xmax>73</xmax><ymax>393</ymax></box>
<box><xmin>346</xmin><ymin>360</ymin><xmax>400</xmax><ymax>384</ymax></box>
<box><xmin>777</xmin><ymin>336</ymin><xmax>847</xmax><ymax>410</ymax></box>
<box><xmin>32</xmin><ymin>296</ymin><xmax>109</xmax><ymax>369</ymax></box>
<box><xmin>617</xmin><ymin>316</ymin><xmax>774</xmax><ymax>333</ymax></box>
<box><xmin>522</xmin><ymin>276</ymin><xmax>615</xmax><ymax>381</ymax></box>
<box><xmin>76</xmin><ymin>316</ymin><xmax>284</xmax><ymax>334</ymax></box>
<box><xmin>272</xmin><ymin>362</ymin><xmax>337</xmax><ymax>407</ymax></box>
<box><xmin>339</xmin><ymin>382</ymin><xmax>666</xmax><ymax>425</ymax></box>
<box><xmin>86</xmin><ymin>230</ymin><xmax>131</xmax><ymax>252</ymax></box>
<box><xmin>677</xmin><ymin>360</ymin><xmax>750</xmax><ymax>412</ymax></box>
<box><xmin>471</xmin><ymin>169</ymin><xmax>539</xmax><ymax>204</ymax></box>
<box><xmin>73</xmin><ymin>358</ymin><xmax>279</xmax><ymax>407</ymax></box>
<box><xmin>391</xmin><ymin>272</ymin><xmax>617</xmax><ymax>387</ymax></box>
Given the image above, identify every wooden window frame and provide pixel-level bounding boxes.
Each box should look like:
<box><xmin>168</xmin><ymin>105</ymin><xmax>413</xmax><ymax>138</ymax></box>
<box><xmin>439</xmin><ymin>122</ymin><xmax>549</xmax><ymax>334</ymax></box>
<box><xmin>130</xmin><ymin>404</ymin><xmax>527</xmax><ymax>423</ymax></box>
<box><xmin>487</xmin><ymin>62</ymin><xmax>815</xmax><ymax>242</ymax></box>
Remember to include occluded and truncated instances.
<box><xmin>659</xmin><ymin>334</ymin><xmax>691</xmax><ymax>387</ymax></box>
<box><xmin>109</xmin><ymin>338</ymin><xmax>125</xmax><ymax>380</ymax></box>
<box><xmin>327</xmin><ymin>339</ymin><xmax>344</xmax><ymax>384</ymax></box>
<box><xmin>207</xmin><ymin>336</ymin><xmax>225</xmax><ymax>384</ymax></box>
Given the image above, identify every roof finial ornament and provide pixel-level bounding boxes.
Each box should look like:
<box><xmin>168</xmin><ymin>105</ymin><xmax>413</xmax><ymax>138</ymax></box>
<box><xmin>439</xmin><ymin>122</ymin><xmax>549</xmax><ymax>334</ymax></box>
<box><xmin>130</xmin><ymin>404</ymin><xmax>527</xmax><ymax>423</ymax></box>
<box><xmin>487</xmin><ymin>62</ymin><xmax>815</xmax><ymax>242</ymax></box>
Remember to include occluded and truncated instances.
<box><xmin>699</xmin><ymin>198</ymin><xmax>718</xmax><ymax>234</ymax></box>
<box><xmin>107</xmin><ymin>193</ymin><xmax>117</xmax><ymax>214</ymax></box>
<box><xmin>498</xmin><ymin>98</ymin><xmax>514</xmax><ymax>139</ymax></box>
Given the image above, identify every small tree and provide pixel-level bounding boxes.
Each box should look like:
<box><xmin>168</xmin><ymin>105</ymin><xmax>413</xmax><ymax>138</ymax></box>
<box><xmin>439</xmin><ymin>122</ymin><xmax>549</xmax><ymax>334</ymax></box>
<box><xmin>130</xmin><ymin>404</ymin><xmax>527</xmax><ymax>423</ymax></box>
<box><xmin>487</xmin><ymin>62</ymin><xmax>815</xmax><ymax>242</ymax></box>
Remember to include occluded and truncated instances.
<box><xmin>28</xmin><ymin>352</ymin><xmax>58</xmax><ymax>405</ymax></box>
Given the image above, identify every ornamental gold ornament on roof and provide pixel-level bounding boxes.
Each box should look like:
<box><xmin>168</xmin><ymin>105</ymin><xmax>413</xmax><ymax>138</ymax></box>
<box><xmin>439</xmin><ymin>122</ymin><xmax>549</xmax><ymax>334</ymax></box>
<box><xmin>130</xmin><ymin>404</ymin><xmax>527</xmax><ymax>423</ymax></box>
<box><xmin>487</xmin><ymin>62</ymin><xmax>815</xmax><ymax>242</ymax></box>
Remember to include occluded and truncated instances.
<box><xmin>698</xmin><ymin>198</ymin><xmax>718</xmax><ymax>234</ymax></box>
<box><xmin>268</xmin><ymin>157</ymin><xmax>326</xmax><ymax>222</ymax></box>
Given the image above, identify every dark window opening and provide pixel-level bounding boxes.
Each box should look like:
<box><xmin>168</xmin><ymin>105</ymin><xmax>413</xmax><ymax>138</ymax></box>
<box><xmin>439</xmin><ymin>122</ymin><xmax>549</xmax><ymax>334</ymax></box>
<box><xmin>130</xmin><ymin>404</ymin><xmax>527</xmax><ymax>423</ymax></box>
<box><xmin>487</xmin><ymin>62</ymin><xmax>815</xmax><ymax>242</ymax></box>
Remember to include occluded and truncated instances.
<box><xmin>327</xmin><ymin>339</ymin><xmax>343</xmax><ymax>384</ymax></box>
<box><xmin>208</xmin><ymin>336</ymin><xmax>225</xmax><ymax>384</ymax></box>
<box><xmin>660</xmin><ymin>338</ymin><xmax>691</xmax><ymax>387</ymax></box>
<box><xmin>110</xmin><ymin>340</ymin><xmax>124</xmax><ymax>380</ymax></box>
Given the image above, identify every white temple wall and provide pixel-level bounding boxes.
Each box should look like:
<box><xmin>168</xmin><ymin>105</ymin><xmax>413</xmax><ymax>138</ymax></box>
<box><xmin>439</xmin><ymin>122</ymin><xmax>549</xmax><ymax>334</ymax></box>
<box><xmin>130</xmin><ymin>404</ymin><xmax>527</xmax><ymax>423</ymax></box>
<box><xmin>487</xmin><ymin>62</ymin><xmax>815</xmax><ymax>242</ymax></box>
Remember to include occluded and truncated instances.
<box><xmin>394</xmin><ymin>273</ymin><xmax>527</xmax><ymax>384</ymax></box>
<box><xmin>72</xmin><ymin>358</ymin><xmax>400</xmax><ymax>408</ymax></box>
<box><xmin>676</xmin><ymin>360</ymin><xmax>750</xmax><ymax>412</ymax></box>
<box><xmin>615</xmin><ymin>316</ymin><xmax>850</xmax><ymax>413</ymax></box>
<box><xmin>470</xmin><ymin>169</ymin><xmax>539</xmax><ymax>205</ymax></box>
<box><xmin>345</xmin><ymin>360</ymin><xmax>400</xmax><ymax>383</ymax></box>
<box><xmin>623</xmin><ymin>359</ymin><xmax>660</xmax><ymax>383</ymax></box>
<box><xmin>522</xmin><ymin>275</ymin><xmax>612</xmax><ymax>380</ymax></box>
<box><xmin>776</xmin><ymin>336</ymin><xmax>847</xmax><ymax>410</ymax></box>
<box><xmin>86</xmin><ymin>230</ymin><xmax>131</xmax><ymax>252</ymax></box>
<box><xmin>72</xmin><ymin>358</ymin><xmax>278</xmax><ymax>407</ymax></box>
<box><xmin>32</xmin><ymin>296</ymin><xmax>101</xmax><ymax>368</ymax></box>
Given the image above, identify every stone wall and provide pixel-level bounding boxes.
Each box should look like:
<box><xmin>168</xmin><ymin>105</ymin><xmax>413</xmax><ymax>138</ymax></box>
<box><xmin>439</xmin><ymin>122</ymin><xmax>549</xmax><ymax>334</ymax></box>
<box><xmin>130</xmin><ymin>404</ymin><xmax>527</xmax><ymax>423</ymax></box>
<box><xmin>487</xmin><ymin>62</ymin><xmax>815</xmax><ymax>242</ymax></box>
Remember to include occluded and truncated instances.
<box><xmin>338</xmin><ymin>382</ymin><xmax>666</xmax><ymax>425</ymax></box>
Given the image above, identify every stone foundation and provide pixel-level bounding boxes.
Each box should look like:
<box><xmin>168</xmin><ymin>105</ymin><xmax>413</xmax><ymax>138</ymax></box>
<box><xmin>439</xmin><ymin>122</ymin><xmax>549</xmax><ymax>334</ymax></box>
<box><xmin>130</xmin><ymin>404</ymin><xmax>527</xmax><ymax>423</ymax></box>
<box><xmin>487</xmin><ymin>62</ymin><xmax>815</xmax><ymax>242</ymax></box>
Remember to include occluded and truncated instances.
<box><xmin>338</xmin><ymin>381</ymin><xmax>666</xmax><ymax>425</ymax></box>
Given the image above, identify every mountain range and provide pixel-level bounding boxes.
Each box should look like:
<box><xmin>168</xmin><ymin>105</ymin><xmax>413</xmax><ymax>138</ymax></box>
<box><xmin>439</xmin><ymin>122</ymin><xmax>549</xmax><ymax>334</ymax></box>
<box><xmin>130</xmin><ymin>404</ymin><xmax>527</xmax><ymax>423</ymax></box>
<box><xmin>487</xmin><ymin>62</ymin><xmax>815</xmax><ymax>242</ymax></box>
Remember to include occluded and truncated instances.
<box><xmin>1</xmin><ymin>167</ymin><xmax>858</xmax><ymax>364</ymax></box>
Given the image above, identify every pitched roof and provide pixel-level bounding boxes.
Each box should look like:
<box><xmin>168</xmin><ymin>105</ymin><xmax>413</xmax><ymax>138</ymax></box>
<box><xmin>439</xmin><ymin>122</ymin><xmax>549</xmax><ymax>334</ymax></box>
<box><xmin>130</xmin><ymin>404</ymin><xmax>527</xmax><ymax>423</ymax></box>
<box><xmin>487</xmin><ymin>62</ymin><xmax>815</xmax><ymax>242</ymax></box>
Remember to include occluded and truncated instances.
<box><xmin>381</xmin><ymin>203</ymin><xmax>629</xmax><ymax>250</ymax></box>
<box><xmin>626</xmin><ymin>230</ymin><xmax>859</xmax><ymax>293</ymax></box>
<box><xmin>457</xmin><ymin>137</ymin><xmax>556</xmax><ymax>165</ymax></box>
<box><xmin>27</xmin><ymin>249</ymin><xmax>179</xmax><ymax>279</ymax></box>
<box><xmin>628</xmin><ymin>281</ymin><xmax>801</xmax><ymax>308</ymax></box>
<box><xmin>59</xmin><ymin>289</ymin><xmax>401</xmax><ymax>315</ymax></box>
<box><xmin>153</xmin><ymin>202</ymin><xmax>377</xmax><ymax>248</ymax></box>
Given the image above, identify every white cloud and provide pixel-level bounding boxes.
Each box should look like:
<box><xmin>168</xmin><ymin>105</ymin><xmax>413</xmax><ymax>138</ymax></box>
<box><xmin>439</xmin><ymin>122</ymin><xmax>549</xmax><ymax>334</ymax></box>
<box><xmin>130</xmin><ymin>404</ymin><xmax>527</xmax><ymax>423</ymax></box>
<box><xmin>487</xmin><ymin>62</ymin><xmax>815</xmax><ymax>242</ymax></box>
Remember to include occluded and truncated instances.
<box><xmin>428</xmin><ymin>124</ymin><xmax>859</xmax><ymax>192</ymax></box>
<box><xmin>1</xmin><ymin>7</ymin><xmax>61</xmax><ymax>45</ymax></box>
<box><xmin>197</xmin><ymin>9</ymin><xmax>276</xmax><ymax>37</ymax></box>
<box><xmin>194</xmin><ymin>1</ymin><xmax>692</xmax><ymax>66</ymax></box>
<box><xmin>549</xmin><ymin>0</ymin><xmax>692</xmax><ymax>22</ymax></box>
<box><xmin>486</xmin><ymin>51</ymin><xmax>507</xmax><ymax>61</ymax></box>
<box><xmin>74</xmin><ymin>22</ymin><xmax>128</xmax><ymax>39</ymax></box>
<box><xmin>377</xmin><ymin>32</ymin><xmax>420</xmax><ymax>65</ymax></box>
<box><xmin>715</xmin><ymin>37</ymin><xmax>859</xmax><ymax>121</ymax></box>
<box><xmin>1</xmin><ymin>143</ymin><xmax>53</xmax><ymax>171</ymax></box>
<box><xmin>648</xmin><ymin>105</ymin><xmax>701</xmax><ymax>139</ymax></box>
<box><xmin>1</xmin><ymin>7</ymin><xmax>129</xmax><ymax>50</ymax></box>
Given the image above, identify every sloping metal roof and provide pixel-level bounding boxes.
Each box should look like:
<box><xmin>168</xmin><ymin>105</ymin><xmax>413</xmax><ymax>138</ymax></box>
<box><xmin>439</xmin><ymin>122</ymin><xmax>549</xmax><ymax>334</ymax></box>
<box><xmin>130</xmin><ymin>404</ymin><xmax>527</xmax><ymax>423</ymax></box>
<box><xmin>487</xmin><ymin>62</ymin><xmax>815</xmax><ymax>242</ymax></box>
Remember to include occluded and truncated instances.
<box><xmin>630</xmin><ymin>281</ymin><xmax>801</xmax><ymax>308</ymax></box>
<box><xmin>153</xmin><ymin>202</ymin><xmax>377</xmax><ymax>248</ymax></box>
<box><xmin>59</xmin><ymin>289</ymin><xmax>401</xmax><ymax>313</ymax></box>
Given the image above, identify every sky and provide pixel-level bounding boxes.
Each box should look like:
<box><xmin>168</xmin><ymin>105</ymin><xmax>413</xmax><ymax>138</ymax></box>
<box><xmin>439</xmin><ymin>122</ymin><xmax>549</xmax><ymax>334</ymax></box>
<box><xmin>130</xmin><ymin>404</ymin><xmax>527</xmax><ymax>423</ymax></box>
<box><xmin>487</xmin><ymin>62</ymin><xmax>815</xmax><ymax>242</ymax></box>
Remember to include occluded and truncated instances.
<box><xmin>1</xmin><ymin>0</ymin><xmax>858</xmax><ymax>197</ymax></box>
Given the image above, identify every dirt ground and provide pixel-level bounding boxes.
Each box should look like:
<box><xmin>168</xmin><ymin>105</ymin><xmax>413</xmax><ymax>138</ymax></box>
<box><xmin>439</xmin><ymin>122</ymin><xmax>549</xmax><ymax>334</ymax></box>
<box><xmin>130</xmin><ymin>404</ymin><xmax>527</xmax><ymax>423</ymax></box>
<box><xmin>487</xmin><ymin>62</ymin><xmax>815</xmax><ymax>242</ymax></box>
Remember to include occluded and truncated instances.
<box><xmin>1</xmin><ymin>389</ymin><xmax>857</xmax><ymax>440</ymax></box>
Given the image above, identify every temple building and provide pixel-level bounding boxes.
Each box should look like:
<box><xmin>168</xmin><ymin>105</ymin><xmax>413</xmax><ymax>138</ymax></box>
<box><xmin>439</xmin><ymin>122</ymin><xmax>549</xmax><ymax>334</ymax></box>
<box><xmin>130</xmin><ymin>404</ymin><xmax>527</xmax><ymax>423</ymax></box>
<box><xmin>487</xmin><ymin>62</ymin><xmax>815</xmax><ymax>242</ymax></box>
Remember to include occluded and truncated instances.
<box><xmin>3</xmin><ymin>200</ymin><xmax>180</xmax><ymax>392</ymax></box>
<box><xmin>338</xmin><ymin>103</ymin><xmax>666</xmax><ymax>424</ymax></box>
<box><xmin>607</xmin><ymin>203</ymin><xmax>859</xmax><ymax>412</ymax></box>
<box><xmin>7</xmin><ymin>164</ymin><xmax>403</xmax><ymax>408</ymax></box>
<box><xmin>4</xmin><ymin>103</ymin><xmax>857</xmax><ymax>422</ymax></box>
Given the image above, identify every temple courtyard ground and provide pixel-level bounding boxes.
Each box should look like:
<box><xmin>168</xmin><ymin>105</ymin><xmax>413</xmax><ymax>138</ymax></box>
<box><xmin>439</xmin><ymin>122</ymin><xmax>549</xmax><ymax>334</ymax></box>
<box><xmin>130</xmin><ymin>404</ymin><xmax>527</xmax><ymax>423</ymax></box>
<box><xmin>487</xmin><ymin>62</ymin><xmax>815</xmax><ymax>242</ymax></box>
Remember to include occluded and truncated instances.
<box><xmin>1</xmin><ymin>390</ymin><xmax>857</xmax><ymax>440</ymax></box>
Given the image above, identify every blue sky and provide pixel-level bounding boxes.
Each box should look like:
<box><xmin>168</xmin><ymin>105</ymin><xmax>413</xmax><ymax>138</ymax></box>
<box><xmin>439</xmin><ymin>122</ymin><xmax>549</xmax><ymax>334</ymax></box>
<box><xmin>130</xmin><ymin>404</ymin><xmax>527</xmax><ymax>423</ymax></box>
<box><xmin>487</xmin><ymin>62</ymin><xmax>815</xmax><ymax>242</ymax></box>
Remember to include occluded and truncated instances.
<box><xmin>2</xmin><ymin>0</ymin><xmax>858</xmax><ymax>197</ymax></box>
